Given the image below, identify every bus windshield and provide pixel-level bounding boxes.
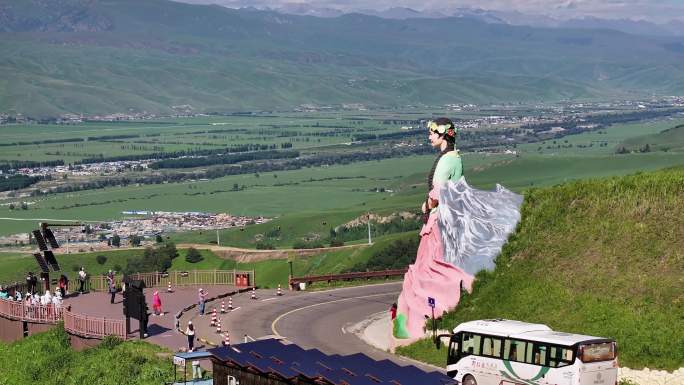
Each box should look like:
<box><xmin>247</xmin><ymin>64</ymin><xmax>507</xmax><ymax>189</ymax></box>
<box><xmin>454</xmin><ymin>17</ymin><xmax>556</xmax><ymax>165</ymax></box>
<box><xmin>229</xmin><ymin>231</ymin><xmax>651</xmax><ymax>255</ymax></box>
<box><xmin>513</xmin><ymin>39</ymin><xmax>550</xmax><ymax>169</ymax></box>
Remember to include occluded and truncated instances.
<box><xmin>579</xmin><ymin>342</ymin><xmax>616</xmax><ymax>363</ymax></box>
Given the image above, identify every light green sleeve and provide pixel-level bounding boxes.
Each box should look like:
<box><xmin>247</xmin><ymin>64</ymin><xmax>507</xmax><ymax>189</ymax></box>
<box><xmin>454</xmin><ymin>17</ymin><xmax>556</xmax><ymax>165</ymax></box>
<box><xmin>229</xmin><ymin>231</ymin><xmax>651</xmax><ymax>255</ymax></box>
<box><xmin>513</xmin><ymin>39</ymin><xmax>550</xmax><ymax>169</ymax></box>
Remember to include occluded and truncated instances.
<box><xmin>433</xmin><ymin>152</ymin><xmax>462</xmax><ymax>186</ymax></box>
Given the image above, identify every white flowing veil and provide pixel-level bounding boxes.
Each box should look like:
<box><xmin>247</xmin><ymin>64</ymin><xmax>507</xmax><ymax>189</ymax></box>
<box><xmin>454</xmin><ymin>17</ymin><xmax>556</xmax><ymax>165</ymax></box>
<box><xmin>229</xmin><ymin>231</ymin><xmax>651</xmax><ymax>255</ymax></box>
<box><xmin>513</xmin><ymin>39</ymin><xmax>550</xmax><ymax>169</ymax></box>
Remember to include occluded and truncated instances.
<box><xmin>437</xmin><ymin>176</ymin><xmax>524</xmax><ymax>276</ymax></box>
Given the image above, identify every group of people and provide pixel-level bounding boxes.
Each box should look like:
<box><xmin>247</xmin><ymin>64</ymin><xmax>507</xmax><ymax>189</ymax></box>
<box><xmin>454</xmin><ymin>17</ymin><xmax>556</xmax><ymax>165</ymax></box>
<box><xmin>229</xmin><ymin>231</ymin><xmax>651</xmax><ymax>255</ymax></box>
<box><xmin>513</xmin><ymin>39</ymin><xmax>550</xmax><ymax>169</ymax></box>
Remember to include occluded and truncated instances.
<box><xmin>0</xmin><ymin>284</ymin><xmax>64</xmax><ymax>318</ymax></box>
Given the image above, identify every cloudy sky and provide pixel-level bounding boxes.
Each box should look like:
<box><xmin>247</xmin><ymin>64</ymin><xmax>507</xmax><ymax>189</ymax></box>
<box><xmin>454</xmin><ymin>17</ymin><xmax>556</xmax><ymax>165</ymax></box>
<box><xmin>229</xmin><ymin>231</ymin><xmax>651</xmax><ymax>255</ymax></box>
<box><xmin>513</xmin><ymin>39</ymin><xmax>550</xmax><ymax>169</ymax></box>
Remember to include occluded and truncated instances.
<box><xmin>178</xmin><ymin>0</ymin><xmax>684</xmax><ymax>23</ymax></box>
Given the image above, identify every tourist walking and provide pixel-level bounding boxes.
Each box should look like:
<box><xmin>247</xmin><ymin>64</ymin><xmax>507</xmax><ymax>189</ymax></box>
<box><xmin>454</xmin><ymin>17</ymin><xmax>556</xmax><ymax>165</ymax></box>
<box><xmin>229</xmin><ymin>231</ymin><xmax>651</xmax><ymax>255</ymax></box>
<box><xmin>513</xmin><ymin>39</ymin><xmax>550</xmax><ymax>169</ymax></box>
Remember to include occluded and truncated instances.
<box><xmin>197</xmin><ymin>288</ymin><xmax>206</xmax><ymax>316</ymax></box>
<box><xmin>152</xmin><ymin>290</ymin><xmax>162</xmax><ymax>316</ymax></box>
<box><xmin>58</xmin><ymin>274</ymin><xmax>68</xmax><ymax>298</ymax></box>
<box><xmin>78</xmin><ymin>267</ymin><xmax>87</xmax><ymax>293</ymax></box>
<box><xmin>107</xmin><ymin>274</ymin><xmax>116</xmax><ymax>304</ymax></box>
<box><xmin>186</xmin><ymin>321</ymin><xmax>195</xmax><ymax>352</ymax></box>
<box><xmin>26</xmin><ymin>272</ymin><xmax>37</xmax><ymax>294</ymax></box>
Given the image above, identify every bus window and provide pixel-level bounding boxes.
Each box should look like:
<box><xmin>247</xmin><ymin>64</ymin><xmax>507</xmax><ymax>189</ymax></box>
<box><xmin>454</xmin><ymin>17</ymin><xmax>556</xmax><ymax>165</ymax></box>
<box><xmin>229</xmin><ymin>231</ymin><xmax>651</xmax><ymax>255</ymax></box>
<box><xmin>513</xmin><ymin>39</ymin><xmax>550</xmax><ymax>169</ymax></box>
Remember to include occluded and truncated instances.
<box><xmin>549</xmin><ymin>346</ymin><xmax>574</xmax><ymax>368</ymax></box>
<box><xmin>534</xmin><ymin>344</ymin><xmax>548</xmax><ymax>366</ymax></box>
<box><xmin>482</xmin><ymin>336</ymin><xmax>502</xmax><ymax>358</ymax></box>
<box><xmin>504</xmin><ymin>339</ymin><xmax>528</xmax><ymax>363</ymax></box>
<box><xmin>461</xmin><ymin>333</ymin><xmax>482</xmax><ymax>356</ymax></box>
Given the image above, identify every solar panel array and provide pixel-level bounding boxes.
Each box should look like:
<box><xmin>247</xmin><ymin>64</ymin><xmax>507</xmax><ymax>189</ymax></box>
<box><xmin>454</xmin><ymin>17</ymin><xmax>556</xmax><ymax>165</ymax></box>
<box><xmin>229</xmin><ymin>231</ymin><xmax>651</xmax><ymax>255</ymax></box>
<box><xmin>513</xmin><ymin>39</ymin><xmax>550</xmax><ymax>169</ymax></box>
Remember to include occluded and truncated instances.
<box><xmin>43</xmin><ymin>250</ymin><xmax>60</xmax><ymax>271</ymax></box>
<box><xmin>42</xmin><ymin>228</ymin><xmax>60</xmax><ymax>249</ymax></box>
<box><xmin>32</xmin><ymin>230</ymin><xmax>48</xmax><ymax>251</ymax></box>
<box><xmin>32</xmin><ymin>253</ymin><xmax>50</xmax><ymax>274</ymax></box>
<box><xmin>209</xmin><ymin>339</ymin><xmax>456</xmax><ymax>385</ymax></box>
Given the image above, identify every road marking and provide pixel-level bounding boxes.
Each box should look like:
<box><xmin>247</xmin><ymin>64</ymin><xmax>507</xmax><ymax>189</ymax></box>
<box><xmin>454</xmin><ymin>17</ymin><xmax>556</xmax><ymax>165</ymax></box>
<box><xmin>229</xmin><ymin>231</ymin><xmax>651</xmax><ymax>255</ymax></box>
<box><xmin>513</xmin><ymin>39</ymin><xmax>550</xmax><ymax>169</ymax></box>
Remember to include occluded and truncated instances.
<box><xmin>341</xmin><ymin>326</ymin><xmax>346</xmax><ymax>334</ymax></box>
<box><xmin>261</xmin><ymin>297</ymin><xmax>278</xmax><ymax>302</ymax></box>
<box><xmin>231</xmin><ymin>306</ymin><xmax>241</xmax><ymax>312</ymax></box>
<box><xmin>271</xmin><ymin>291</ymin><xmax>398</xmax><ymax>338</ymax></box>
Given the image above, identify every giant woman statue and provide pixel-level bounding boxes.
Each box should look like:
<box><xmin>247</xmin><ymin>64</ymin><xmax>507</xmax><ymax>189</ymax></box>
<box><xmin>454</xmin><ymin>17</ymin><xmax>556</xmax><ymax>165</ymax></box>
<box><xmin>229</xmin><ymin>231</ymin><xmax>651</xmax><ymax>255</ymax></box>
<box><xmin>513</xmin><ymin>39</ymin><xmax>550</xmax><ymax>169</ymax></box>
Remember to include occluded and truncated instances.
<box><xmin>395</xmin><ymin>118</ymin><xmax>522</xmax><ymax>339</ymax></box>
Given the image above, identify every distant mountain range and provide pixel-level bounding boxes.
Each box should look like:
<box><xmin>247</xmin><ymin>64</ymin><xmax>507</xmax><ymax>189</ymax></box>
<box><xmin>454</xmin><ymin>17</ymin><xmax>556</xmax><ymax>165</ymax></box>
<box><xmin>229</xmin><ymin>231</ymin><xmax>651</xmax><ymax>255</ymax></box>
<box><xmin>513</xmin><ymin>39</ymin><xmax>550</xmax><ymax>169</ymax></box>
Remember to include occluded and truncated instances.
<box><xmin>183</xmin><ymin>2</ymin><xmax>684</xmax><ymax>37</ymax></box>
<box><xmin>1</xmin><ymin>0</ymin><xmax>684</xmax><ymax>117</ymax></box>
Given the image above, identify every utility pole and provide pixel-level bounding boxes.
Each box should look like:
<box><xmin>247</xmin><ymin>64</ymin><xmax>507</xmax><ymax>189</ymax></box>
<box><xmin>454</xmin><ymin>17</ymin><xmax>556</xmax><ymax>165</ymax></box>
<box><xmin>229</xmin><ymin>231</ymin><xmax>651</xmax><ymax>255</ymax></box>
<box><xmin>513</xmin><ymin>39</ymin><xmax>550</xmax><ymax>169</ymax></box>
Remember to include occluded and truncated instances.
<box><xmin>216</xmin><ymin>229</ymin><xmax>220</xmax><ymax>246</ymax></box>
<box><xmin>367</xmin><ymin>213</ymin><xmax>372</xmax><ymax>245</ymax></box>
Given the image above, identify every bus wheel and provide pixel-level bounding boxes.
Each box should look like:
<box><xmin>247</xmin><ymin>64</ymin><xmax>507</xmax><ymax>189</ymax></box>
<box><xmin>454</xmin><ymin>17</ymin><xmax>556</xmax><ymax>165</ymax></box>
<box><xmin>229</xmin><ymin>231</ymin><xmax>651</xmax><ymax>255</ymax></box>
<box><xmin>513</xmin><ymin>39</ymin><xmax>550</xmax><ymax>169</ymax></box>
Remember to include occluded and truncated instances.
<box><xmin>462</xmin><ymin>374</ymin><xmax>477</xmax><ymax>385</ymax></box>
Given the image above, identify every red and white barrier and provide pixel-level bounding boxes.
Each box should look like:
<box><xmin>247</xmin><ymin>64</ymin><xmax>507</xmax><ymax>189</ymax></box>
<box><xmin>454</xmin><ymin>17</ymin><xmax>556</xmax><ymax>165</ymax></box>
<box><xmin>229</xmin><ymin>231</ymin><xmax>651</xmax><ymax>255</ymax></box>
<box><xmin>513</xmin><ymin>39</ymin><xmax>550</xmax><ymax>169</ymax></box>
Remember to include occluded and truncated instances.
<box><xmin>211</xmin><ymin>308</ymin><xmax>217</xmax><ymax>326</ymax></box>
<box><xmin>167</xmin><ymin>281</ymin><xmax>172</xmax><ymax>292</ymax></box>
<box><xmin>223</xmin><ymin>333</ymin><xmax>230</xmax><ymax>346</ymax></box>
<box><xmin>277</xmin><ymin>284</ymin><xmax>283</xmax><ymax>296</ymax></box>
<box><xmin>221</xmin><ymin>300</ymin><xmax>226</xmax><ymax>313</ymax></box>
<box><xmin>216</xmin><ymin>319</ymin><xmax>222</xmax><ymax>334</ymax></box>
<box><xmin>250</xmin><ymin>287</ymin><xmax>257</xmax><ymax>300</ymax></box>
<box><xmin>228</xmin><ymin>297</ymin><xmax>233</xmax><ymax>310</ymax></box>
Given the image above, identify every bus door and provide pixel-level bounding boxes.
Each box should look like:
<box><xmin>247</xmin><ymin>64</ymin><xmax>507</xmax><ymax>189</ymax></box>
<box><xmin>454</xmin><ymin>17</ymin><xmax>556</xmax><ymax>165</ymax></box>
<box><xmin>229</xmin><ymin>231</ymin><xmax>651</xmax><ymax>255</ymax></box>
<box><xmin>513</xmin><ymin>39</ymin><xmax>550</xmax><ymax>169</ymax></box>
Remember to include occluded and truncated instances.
<box><xmin>460</xmin><ymin>333</ymin><xmax>500</xmax><ymax>385</ymax></box>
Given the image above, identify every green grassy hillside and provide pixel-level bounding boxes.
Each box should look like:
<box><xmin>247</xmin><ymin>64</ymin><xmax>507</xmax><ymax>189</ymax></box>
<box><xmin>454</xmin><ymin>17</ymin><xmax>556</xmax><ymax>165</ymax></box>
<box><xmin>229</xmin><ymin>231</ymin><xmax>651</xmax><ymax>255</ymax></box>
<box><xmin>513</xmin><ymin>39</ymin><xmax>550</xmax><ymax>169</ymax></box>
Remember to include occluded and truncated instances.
<box><xmin>398</xmin><ymin>167</ymin><xmax>684</xmax><ymax>370</ymax></box>
<box><xmin>619</xmin><ymin>124</ymin><xmax>684</xmax><ymax>153</ymax></box>
<box><xmin>3</xmin><ymin>0</ymin><xmax>684</xmax><ymax>116</ymax></box>
<box><xmin>0</xmin><ymin>326</ymin><xmax>173</xmax><ymax>385</ymax></box>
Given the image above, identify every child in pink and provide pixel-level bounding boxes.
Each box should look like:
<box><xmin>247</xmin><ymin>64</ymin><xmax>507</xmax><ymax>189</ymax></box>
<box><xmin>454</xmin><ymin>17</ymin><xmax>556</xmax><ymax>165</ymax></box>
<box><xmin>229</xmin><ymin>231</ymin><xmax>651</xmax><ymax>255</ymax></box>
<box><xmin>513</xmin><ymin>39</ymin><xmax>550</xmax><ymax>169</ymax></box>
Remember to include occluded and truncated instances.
<box><xmin>152</xmin><ymin>290</ymin><xmax>162</xmax><ymax>316</ymax></box>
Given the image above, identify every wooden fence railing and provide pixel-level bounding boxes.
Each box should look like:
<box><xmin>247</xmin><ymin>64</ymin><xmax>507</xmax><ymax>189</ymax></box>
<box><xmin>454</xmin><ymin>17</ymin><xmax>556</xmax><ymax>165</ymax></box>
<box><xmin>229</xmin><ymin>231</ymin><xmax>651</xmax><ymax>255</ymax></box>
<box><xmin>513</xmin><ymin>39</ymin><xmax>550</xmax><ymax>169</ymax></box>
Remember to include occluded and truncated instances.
<box><xmin>0</xmin><ymin>298</ymin><xmax>64</xmax><ymax>323</ymax></box>
<box><xmin>63</xmin><ymin>309</ymin><xmax>127</xmax><ymax>339</ymax></box>
<box><xmin>89</xmin><ymin>269</ymin><xmax>254</xmax><ymax>292</ymax></box>
<box><xmin>288</xmin><ymin>268</ymin><xmax>407</xmax><ymax>289</ymax></box>
<box><xmin>0</xmin><ymin>269</ymin><xmax>252</xmax><ymax>340</ymax></box>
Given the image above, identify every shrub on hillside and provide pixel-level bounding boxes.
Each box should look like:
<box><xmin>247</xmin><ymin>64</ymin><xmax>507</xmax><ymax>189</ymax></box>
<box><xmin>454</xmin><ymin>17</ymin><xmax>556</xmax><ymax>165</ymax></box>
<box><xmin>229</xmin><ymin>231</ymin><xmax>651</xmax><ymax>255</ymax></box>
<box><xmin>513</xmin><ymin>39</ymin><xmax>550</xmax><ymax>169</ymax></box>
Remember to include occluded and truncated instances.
<box><xmin>292</xmin><ymin>240</ymin><xmax>324</xmax><ymax>249</ymax></box>
<box><xmin>185</xmin><ymin>247</ymin><xmax>203</xmax><ymax>263</ymax></box>
<box><xmin>96</xmin><ymin>255</ymin><xmax>107</xmax><ymax>265</ymax></box>
<box><xmin>255</xmin><ymin>241</ymin><xmax>275</xmax><ymax>250</ymax></box>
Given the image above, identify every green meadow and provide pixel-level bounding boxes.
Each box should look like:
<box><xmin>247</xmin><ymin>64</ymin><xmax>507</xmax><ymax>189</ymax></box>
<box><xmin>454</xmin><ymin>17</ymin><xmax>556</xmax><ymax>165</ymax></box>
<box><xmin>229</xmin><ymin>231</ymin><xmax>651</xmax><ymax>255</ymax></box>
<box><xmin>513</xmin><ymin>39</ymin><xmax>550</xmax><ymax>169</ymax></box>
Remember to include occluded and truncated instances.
<box><xmin>0</xmin><ymin>232</ymin><xmax>409</xmax><ymax>288</ymax></box>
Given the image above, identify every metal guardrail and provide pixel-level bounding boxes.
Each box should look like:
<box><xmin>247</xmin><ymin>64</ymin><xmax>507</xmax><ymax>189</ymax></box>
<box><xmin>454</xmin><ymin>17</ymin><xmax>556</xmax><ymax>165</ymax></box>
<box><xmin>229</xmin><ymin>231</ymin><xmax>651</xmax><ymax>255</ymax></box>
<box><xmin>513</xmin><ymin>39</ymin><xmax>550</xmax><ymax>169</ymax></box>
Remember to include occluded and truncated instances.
<box><xmin>288</xmin><ymin>268</ymin><xmax>407</xmax><ymax>288</ymax></box>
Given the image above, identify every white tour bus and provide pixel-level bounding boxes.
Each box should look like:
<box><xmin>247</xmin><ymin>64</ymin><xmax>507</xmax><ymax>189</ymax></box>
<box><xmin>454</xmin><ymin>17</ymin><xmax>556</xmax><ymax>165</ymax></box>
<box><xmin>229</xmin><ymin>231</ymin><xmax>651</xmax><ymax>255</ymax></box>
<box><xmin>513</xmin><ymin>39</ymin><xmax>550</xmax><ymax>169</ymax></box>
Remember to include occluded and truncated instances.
<box><xmin>443</xmin><ymin>319</ymin><xmax>618</xmax><ymax>385</ymax></box>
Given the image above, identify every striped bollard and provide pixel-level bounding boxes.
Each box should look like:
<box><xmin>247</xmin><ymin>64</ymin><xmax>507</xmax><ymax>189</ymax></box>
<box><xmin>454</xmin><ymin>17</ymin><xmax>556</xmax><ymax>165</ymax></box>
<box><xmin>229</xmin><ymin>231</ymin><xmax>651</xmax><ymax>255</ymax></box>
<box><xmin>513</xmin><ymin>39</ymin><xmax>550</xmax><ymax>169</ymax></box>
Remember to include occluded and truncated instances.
<box><xmin>211</xmin><ymin>308</ymin><xmax>217</xmax><ymax>326</ymax></box>
<box><xmin>221</xmin><ymin>300</ymin><xmax>226</xmax><ymax>314</ymax></box>
<box><xmin>216</xmin><ymin>319</ymin><xmax>222</xmax><ymax>334</ymax></box>
<box><xmin>223</xmin><ymin>333</ymin><xmax>230</xmax><ymax>346</ymax></box>
<box><xmin>277</xmin><ymin>284</ymin><xmax>283</xmax><ymax>296</ymax></box>
<box><xmin>250</xmin><ymin>287</ymin><xmax>257</xmax><ymax>300</ymax></box>
<box><xmin>228</xmin><ymin>297</ymin><xmax>233</xmax><ymax>310</ymax></box>
<box><xmin>167</xmin><ymin>281</ymin><xmax>172</xmax><ymax>293</ymax></box>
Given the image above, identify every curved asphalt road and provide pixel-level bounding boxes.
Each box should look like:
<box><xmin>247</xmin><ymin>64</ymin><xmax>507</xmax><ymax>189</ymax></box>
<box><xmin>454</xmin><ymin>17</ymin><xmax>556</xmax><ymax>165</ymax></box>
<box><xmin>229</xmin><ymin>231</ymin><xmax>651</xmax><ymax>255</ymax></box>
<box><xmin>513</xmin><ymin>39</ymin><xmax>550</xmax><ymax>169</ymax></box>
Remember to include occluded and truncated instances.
<box><xmin>207</xmin><ymin>282</ymin><xmax>443</xmax><ymax>372</ymax></box>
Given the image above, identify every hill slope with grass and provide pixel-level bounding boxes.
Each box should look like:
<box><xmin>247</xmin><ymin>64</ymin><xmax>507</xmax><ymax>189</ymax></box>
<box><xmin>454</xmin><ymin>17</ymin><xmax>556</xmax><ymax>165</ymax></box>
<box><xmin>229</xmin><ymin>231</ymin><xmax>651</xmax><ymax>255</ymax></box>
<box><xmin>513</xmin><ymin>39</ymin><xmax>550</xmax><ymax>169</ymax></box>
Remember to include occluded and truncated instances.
<box><xmin>398</xmin><ymin>167</ymin><xmax>684</xmax><ymax>371</ymax></box>
<box><xmin>0</xmin><ymin>326</ymin><xmax>173</xmax><ymax>385</ymax></box>
<box><xmin>2</xmin><ymin>0</ymin><xmax>684</xmax><ymax>116</ymax></box>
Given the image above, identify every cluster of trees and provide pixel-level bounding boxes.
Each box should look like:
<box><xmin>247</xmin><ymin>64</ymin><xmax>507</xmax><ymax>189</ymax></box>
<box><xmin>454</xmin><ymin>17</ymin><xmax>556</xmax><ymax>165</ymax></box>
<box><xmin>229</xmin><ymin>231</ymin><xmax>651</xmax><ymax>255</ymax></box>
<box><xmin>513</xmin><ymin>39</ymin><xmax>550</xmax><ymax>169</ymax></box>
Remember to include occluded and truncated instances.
<box><xmin>0</xmin><ymin>175</ymin><xmax>45</xmax><ymax>192</ymax></box>
<box><xmin>75</xmin><ymin>143</ymin><xmax>279</xmax><ymax>165</ymax></box>
<box><xmin>124</xmin><ymin>242</ymin><xmax>178</xmax><ymax>274</ymax></box>
<box><xmin>149</xmin><ymin>150</ymin><xmax>300</xmax><ymax>169</ymax></box>
<box><xmin>0</xmin><ymin>160</ymin><xmax>63</xmax><ymax>172</ymax></box>
<box><xmin>331</xmin><ymin>215</ymin><xmax>422</xmax><ymax>243</ymax></box>
<box><xmin>29</xmin><ymin>144</ymin><xmax>436</xmax><ymax>197</ymax></box>
<box><xmin>347</xmin><ymin>236</ymin><xmax>419</xmax><ymax>272</ymax></box>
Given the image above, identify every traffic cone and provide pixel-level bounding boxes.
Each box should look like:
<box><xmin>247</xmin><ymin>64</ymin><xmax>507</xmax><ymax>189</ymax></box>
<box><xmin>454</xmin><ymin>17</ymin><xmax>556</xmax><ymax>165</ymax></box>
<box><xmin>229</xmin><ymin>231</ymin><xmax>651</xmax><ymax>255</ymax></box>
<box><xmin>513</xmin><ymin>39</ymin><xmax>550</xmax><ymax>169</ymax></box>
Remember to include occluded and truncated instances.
<box><xmin>167</xmin><ymin>281</ymin><xmax>172</xmax><ymax>293</ymax></box>
<box><xmin>216</xmin><ymin>319</ymin><xmax>222</xmax><ymax>334</ymax></box>
<box><xmin>251</xmin><ymin>287</ymin><xmax>257</xmax><ymax>300</ymax></box>
<box><xmin>211</xmin><ymin>308</ymin><xmax>217</xmax><ymax>326</ymax></box>
<box><xmin>277</xmin><ymin>284</ymin><xmax>283</xmax><ymax>296</ymax></box>
<box><xmin>223</xmin><ymin>333</ymin><xmax>230</xmax><ymax>346</ymax></box>
<box><xmin>221</xmin><ymin>300</ymin><xmax>226</xmax><ymax>313</ymax></box>
<box><xmin>228</xmin><ymin>297</ymin><xmax>233</xmax><ymax>310</ymax></box>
